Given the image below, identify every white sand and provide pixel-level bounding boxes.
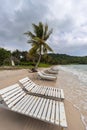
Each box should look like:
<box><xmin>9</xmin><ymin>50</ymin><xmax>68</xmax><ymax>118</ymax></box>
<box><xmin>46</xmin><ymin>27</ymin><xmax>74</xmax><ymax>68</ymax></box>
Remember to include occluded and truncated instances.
<box><xmin>0</xmin><ymin>69</ymin><xmax>85</xmax><ymax>130</ymax></box>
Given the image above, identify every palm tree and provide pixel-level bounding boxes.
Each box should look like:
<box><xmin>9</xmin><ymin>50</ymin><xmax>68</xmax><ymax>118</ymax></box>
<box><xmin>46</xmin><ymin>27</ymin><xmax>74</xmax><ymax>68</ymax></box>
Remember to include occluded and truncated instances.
<box><xmin>24</xmin><ymin>22</ymin><xmax>53</xmax><ymax>69</ymax></box>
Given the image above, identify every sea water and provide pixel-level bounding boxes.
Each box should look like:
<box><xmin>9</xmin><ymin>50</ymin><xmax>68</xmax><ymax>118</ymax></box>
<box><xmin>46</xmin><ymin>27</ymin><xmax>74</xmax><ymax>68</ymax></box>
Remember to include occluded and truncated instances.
<box><xmin>57</xmin><ymin>65</ymin><xmax>87</xmax><ymax>130</ymax></box>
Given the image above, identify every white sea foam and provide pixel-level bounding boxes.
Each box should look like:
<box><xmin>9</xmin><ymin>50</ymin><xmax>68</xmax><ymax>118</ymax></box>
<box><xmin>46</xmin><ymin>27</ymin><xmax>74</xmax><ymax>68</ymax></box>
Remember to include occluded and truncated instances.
<box><xmin>58</xmin><ymin>65</ymin><xmax>87</xmax><ymax>85</ymax></box>
<box><xmin>58</xmin><ymin>65</ymin><xmax>87</xmax><ymax>130</ymax></box>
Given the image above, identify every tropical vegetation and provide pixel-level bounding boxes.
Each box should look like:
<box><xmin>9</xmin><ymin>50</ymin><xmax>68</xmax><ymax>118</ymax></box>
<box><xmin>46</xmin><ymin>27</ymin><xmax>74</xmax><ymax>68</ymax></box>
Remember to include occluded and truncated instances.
<box><xmin>0</xmin><ymin>48</ymin><xmax>87</xmax><ymax>68</ymax></box>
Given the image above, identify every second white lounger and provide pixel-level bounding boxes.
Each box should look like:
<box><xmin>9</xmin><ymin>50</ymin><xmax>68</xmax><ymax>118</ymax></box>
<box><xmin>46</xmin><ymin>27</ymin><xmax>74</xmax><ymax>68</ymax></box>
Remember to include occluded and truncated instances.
<box><xmin>37</xmin><ymin>71</ymin><xmax>57</xmax><ymax>81</ymax></box>
<box><xmin>19</xmin><ymin>77</ymin><xmax>64</xmax><ymax>100</ymax></box>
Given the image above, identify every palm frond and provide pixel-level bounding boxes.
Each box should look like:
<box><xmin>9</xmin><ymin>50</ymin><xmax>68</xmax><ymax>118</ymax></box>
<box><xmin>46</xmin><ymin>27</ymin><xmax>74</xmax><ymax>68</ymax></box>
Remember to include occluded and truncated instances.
<box><xmin>43</xmin><ymin>42</ymin><xmax>53</xmax><ymax>52</ymax></box>
<box><xmin>44</xmin><ymin>28</ymin><xmax>53</xmax><ymax>40</ymax></box>
<box><xmin>44</xmin><ymin>23</ymin><xmax>48</xmax><ymax>38</ymax></box>
<box><xmin>24</xmin><ymin>31</ymin><xmax>35</xmax><ymax>38</ymax></box>
<box><xmin>29</xmin><ymin>45</ymin><xmax>38</xmax><ymax>55</ymax></box>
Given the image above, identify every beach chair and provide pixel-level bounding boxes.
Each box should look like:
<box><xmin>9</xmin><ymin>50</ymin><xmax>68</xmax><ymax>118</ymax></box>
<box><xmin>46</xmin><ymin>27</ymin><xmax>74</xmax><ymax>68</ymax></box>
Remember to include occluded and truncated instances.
<box><xmin>51</xmin><ymin>66</ymin><xmax>59</xmax><ymax>71</ymax></box>
<box><xmin>37</xmin><ymin>71</ymin><xmax>57</xmax><ymax>80</ymax></box>
<box><xmin>19</xmin><ymin>77</ymin><xmax>64</xmax><ymax>100</ymax></box>
<box><xmin>47</xmin><ymin>69</ymin><xmax>58</xmax><ymax>74</ymax></box>
<box><xmin>41</xmin><ymin>71</ymin><xmax>57</xmax><ymax>77</ymax></box>
<box><xmin>0</xmin><ymin>84</ymin><xmax>67</xmax><ymax>130</ymax></box>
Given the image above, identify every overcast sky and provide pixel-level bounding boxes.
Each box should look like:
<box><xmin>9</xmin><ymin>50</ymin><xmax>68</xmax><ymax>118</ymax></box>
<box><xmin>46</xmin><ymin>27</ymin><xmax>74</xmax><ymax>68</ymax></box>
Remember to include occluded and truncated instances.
<box><xmin>0</xmin><ymin>0</ymin><xmax>87</xmax><ymax>56</ymax></box>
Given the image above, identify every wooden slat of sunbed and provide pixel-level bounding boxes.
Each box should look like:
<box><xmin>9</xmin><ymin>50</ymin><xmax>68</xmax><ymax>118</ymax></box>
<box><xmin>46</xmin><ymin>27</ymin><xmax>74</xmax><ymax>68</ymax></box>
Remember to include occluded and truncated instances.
<box><xmin>19</xmin><ymin>77</ymin><xmax>29</xmax><ymax>84</ymax></box>
<box><xmin>24</xmin><ymin>81</ymin><xmax>33</xmax><ymax>87</ymax></box>
<box><xmin>57</xmin><ymin>90</ymin><xmax>60</xmax><ymax>98</ymax></box>
<box><xmin>53</xmin><ymin>89</ymin><xmax>56</xmax><ymax>97</ymax></box>
<box><xmin>2</xmin><ymin>87</ymin><xmax>21</xmax><ymax>98</ymax></box>
<box><xmin>37</xmin><ymin>98</ymin><xmax>46</xmax><ymax>118</ymax></box>
<box><xmin>50</xmin><ymin>89</ymin><xmax>52</xmax><ymax>97</ymax></box>
<box><xmin>37</xmin><ymin>87</ymin><xmax>43</xmax><ymax>94</ymax></box>
<box><xmin>50</xmin><ymin>100</ymin><xmax>55</xmax><ymax>123</ymax></box>
<box><xmin>51</xmin><ymin>88</ymin><xmax>54</xmax><ymax>96</ymax></box>
<box><xmin>3</xmin><ymin>89</ymin><xmax>23</xmax><ymax>101</ymax></box>
<box><xmin>41</xmin><ymin>99</ymin><xmax>49</xmax><ymax>120</ymax></box>
<box><xmin>12</xmin><ymin>95</ymin><xmax>28</xmax><ymax>111</ymax></box>
<box><xmin>48</xmin><ymin>88</ymin><xmax>51</xmax><ymax>96</ymax></box>
<box><xmin>30</xmin><ymin>97</ymin><xmax>41</xmax><ymax>116</ymax></box>
<box><xmin>25</xmin><ymin>97</ymin><xmax>38</xmax><ymax>114</ymax></box>
<box><xmin>0</xmin><ymin>84</ymin><xmax>19</xmax><ymax>94</ymax></box>
<box><xmin>36</xmin><ymin>87</ymin><xmax>42</xmax><ymax>94</ymax></box>
<box><xmin>31</xmin><ymin>86</ymin><xmax>37</xmax><ymax>93</ymax></box>
<box><xmin>25</xmin><ymin>84</ymin><xmax>35</xmax><ymax>91</ymax></box>
<box><xmin>45</xmin><ymin>88</ymin><xmax>49</xmax><ymax>96</ymax></box>
<box><xmin>22</xmin><ymin>96</ymin><xmax>35</xmax><ymax>114</ymax></box>
<box><xmin>8</xmin><ymin>93</ymin><xmax>25</xmax><ymax>108</ymax></box>
<box><xmin>61</xmin><ymin>89</ymin><xmax>64</xmax><ymax>99</ymax></box>
<box><xmin>44</xmin><ymin>88</ymin><xmax>47</xmax><ymax>96</ymax></box>
<box><xmin>39</xmin><ymin>87</ymin><xmax>44</xmax><ymax>94</ymax></box>
<box><xmin>43</xmin><ymin>87</ymin><xmax>47</xmax><ymax>95</ymax></box>
<box><xmin>59</xmin><ymin>102</ymin><xmax>67</xmax><ymax>127</ymax></box>
<box><xmin>41</xmin><ymin>87</ymin><xmax>46</xmax><ymax>95</ymax></box>
<box><xmin>35</xmin><ymin>87</ymin><xmax>41</xmax><ymax>94</ymax></box>
<box><xmin>23</xmin><ymin>80</ymin><xmax>28</xmax><ymax>85</ymax></box>
<box><xmin>33</xmin><ymin>98</ymin><xmax>44</xmax><ymax>117</ymax></box>
<box><xmin>39</xmin><ymin>88</ymin><xmax>43</xmax><ymax>94</ymax></box>
<box><xmin>49</xmin><ymin>88</ymin><xmax>53</xmax><ymax>96</ymax></box>
<box><xmin>55</xmin><ymin>89</ymin><xmax>58</xmax><ymax>97</ymax></box>
<box><xmin>5</xmin><ymin>90</ymin><xmax>24</xmax><ymax>102</ymax></box>
<box><xmin>47</xmin><ymin>88</ymin><xmax>51</xmax><ymax>96</ymax></box>
<box><xmin>31</xmin><ymin>86</ymin><xmax>38</xmax><ymax>93</ymax></box>
<box><xmin>55</xmin><ymin>101</ymin><xmax>59</xmax><ymax>125</ymax></box>
<box><xmin>18</xmin><ymin>95</ymin><xmax>32</xmax><ymax>113</ymax></box>
<box><xmin>46</xmin><ymin>99</ymin><xmax>52</xmax><ymax>121</ymax></box>
<box><xmin>40</xmin><ymin>87</ymin><xmax>45</xmax><ymax>95</ymax></box>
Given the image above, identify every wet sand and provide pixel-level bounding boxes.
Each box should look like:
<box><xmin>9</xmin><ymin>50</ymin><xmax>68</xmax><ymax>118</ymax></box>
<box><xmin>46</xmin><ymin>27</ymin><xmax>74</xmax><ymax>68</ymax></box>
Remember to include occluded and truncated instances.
<box><xmin>0</xmin><ymin>69</ymin><xmax>85</xmax><ymax>130</ymax></box>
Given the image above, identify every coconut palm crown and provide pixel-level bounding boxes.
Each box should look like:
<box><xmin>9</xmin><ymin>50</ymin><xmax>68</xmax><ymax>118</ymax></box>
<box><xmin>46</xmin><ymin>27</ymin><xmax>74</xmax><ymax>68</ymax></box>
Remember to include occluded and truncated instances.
<box><xmin>24</xmin><ymin>22</ymin><xmax>53</xmax><ymax>69</ymax></box>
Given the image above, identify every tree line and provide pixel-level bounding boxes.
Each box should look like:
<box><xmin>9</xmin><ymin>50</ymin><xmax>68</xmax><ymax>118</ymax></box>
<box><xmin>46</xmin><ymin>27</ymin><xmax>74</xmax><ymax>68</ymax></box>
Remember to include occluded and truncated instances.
<box><xmin>0</xmin><ymin>48</ymin><xmax>87</xmax><ymax>66</ymax></box>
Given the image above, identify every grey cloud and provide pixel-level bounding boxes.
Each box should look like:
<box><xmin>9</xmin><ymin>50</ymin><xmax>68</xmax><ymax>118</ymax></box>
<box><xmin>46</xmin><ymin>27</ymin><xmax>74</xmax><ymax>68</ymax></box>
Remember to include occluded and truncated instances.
<box><xmin>0</xmin><ymin>0</ymin><xmax>87</xmax><ymax>56</ymax></box>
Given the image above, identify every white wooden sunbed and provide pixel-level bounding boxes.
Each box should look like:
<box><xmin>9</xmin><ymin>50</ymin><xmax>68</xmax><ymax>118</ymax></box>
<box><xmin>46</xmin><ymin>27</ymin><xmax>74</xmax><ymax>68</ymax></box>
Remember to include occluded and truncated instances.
<box><xmin>19</xmin><ymin>77</ymin><xmax>64</xmax><ymax>100</ymax></box>
<box><xmin>37</xmin><ymin>71</ymin><xmax>57</xmax><ymax>80</ymax></box>
<box><xmin>0</xmin><ymin>84</ymin><xmax>67</xmax><ymax>130</ymax></box>
<box><xmin>47</xmin><ymin>69</ymin><xmax>58</xmax><ymax>74</ymax></box>
<box><xmin>41</xmin><ymin>71</ymin><xmax>57</xmax><ymax>77</ymax></box>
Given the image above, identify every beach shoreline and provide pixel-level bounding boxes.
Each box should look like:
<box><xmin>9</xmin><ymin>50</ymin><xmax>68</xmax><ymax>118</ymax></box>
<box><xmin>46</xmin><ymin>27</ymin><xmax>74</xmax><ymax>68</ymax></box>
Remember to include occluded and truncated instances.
<box><xmin>0</xmin><ymin>68</ymin><xmax>85</xmax><ymax>130</ymax></box>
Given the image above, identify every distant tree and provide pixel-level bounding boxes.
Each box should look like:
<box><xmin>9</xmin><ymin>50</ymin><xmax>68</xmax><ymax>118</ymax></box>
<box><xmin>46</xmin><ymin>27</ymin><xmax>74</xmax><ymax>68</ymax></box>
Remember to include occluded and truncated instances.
<box><xmin>0</xmin><ymin>48</ymin><xmax>11</xmax><ymax>66</ymax></box>
<box><xmin>12</xmin><ymin>49</ymin><xmax>22</xmax><ymax>60</ymax></box>
<box><xmin>24</xmin><ymin>22</ymin><xmax>53</xmax><ymax>69</ymax></box>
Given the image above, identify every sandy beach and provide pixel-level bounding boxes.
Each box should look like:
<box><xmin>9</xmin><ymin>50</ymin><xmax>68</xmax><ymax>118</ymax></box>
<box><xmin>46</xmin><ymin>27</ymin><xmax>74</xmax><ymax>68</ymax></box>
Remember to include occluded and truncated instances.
<box><xmin>0</xmin><ymin>68</ymin><xmax>85</xmax><ymax>130</ymax></box>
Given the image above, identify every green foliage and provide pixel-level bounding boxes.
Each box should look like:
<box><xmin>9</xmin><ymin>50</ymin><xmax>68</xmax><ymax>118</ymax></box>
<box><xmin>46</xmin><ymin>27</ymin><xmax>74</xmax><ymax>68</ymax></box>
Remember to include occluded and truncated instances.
<box><xmin>19</xmin><ymin>61</ymin><xmax>35</xmax><ymax>66</ymax></box>
<box><xmin>1</xmin><ymin>47</ymin><xmax>87</xmax><ymax>67</ymax></box>
<box><xmin>46</xmin><ymin>53</ymin><xmax>87</xmax><ymax>64</ymax></box>
<box><xmin>12</xmin><ymin>49</ymin><xmax>22</xmax><ymax>60</ymax></box>
<box><xmin>38</xmin><ymin>63</ymin><xmax>51</xmax><ymax>67</ymax></box>
<box><xmin>0</xmin><ymin>48</ymin><xmax>11</xmax><ymax>66</ymax></box>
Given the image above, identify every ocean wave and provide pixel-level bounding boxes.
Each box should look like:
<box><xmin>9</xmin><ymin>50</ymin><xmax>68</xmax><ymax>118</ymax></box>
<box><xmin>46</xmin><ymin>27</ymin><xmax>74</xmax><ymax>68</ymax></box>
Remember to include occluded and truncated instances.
<box><xmin>58</xmin><ymin>65</ymin><xmax>87</xmax><ymax>85</ymax></box>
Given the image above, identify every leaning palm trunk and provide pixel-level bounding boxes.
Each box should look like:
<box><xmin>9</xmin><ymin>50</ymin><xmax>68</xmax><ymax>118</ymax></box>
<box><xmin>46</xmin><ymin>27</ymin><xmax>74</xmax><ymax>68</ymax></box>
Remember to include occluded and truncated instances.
<box><xmin>35</xmin><ymin>53</ymin><xmax>41</xmax><ymax>69</ymax></box>
<box><xmin>35</xmin><ymin>46</ymin><xmax>41</xmax><ymax>69</ymax></box>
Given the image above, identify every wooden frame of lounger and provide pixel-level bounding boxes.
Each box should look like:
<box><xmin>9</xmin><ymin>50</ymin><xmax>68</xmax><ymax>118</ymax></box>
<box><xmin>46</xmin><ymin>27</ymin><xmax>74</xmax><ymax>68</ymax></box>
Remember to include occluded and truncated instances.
<box><xmin>19</xmin><ymin>77</ymin><xmax>64</xmax><ymax>101</ymax></box>
<box><xmin>37</xmin><ymin>71</ymin><xmax>57</xmax><ymax>81</ymax></box>
<box><xmin>41</xmin><ymin>71</ymin><xmax>57</xmax><ymax>77</ymax></box>
<box><xmin>0</xmin><ymin>84</ymin><xmax>67</xmax><ymax>130</ymax></box>
<box><xmin>47</xmin><ymin>69</ymin><xmax>58</xmax><ymax>74</ymax></box>
<box><xmin>50</xmin><ymin>66</ymin><xmax>59</xmax><ymax>71</ymax></box>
